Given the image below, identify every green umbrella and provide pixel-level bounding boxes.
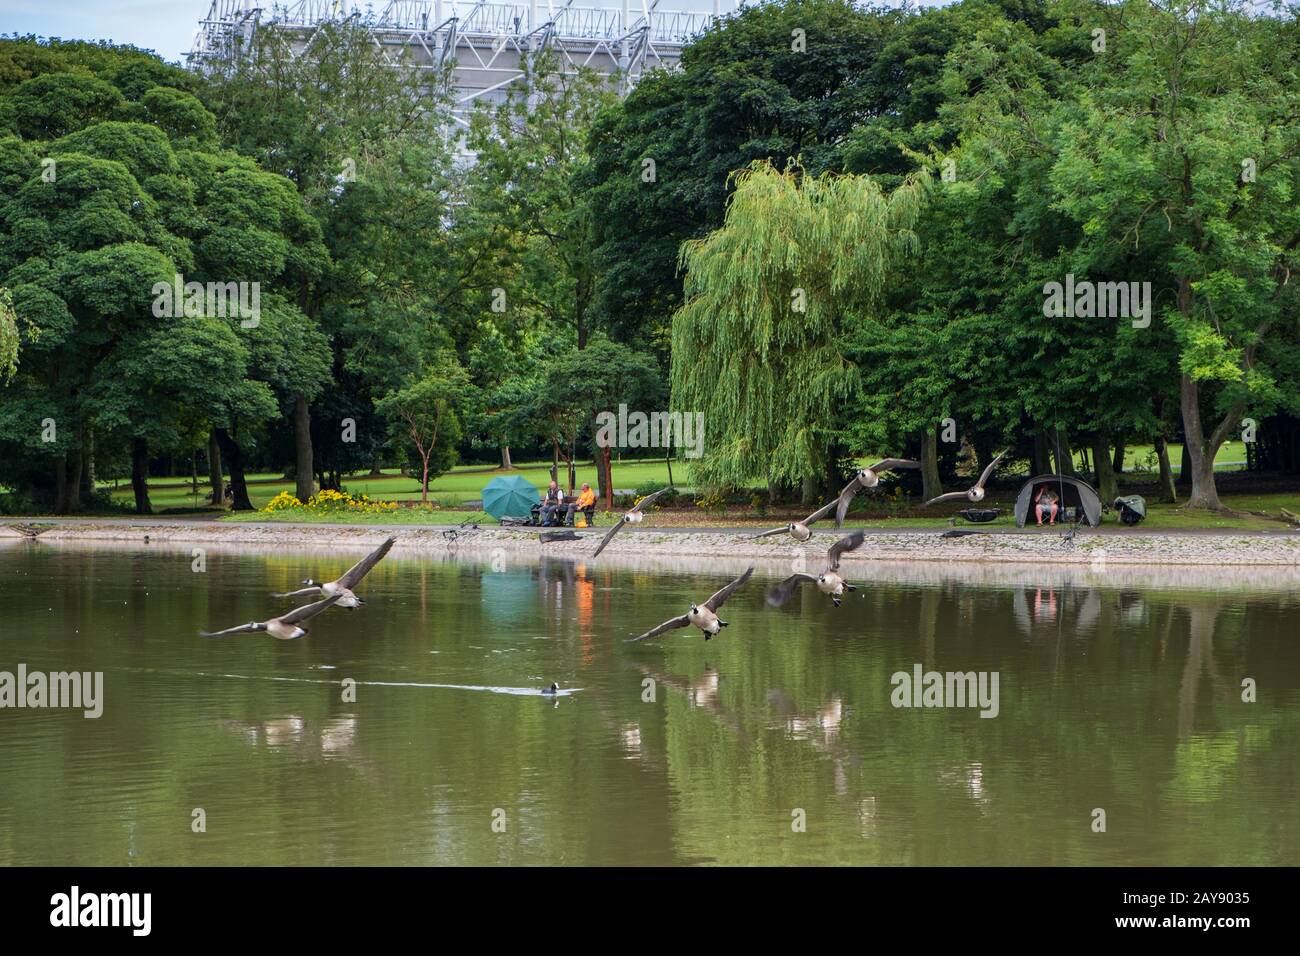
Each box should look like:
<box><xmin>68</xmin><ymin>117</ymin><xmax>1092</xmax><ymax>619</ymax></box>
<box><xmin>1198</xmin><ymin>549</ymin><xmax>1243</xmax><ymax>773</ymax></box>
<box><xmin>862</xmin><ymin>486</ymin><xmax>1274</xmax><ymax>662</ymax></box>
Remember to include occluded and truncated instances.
<box><xmin>481</xmin><ymin>475</ymin><xmax>540</xmax><ymax>519</ymax></box>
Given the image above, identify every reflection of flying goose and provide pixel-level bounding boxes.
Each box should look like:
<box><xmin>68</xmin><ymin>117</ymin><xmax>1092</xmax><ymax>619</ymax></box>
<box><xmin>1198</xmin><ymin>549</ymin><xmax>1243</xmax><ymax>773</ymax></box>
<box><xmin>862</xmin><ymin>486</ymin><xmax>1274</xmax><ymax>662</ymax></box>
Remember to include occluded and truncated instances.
<box><xmin>922</xmin><ymin>450</ymin><xmax>1008</xmax><ymax>507</ymax></box>
<box><xmin>834</xmin><ymin>459</ymin><xmax>921</xmax><ymax>525</ymax></box>
<box><xmin>200</xmin><ymin>595</ymin><xmax>341</xmax><ymax>640</ymax></box>
<box><xmin>627</xmin><ymin>567</ymin><xmax>754</xmax><ymax>642</ymax></box>
<box><xmin>272</xmin><ymin>536</ymin><xmax>396</xmax><ymax>608</ymax></box>
<box><xmin>767</xmin><ymin>531</ymin><xmax>866</xmax><ymax>607</ymax></box>
<box><xmin>593</xmin><ymin>488</ymin><xmax>669</xmax><ymax>557</ymax></box>
<box><xmin>753</xmin><ymin>499</ymin><xmax>839</xmax><ymax>542</ymax></box>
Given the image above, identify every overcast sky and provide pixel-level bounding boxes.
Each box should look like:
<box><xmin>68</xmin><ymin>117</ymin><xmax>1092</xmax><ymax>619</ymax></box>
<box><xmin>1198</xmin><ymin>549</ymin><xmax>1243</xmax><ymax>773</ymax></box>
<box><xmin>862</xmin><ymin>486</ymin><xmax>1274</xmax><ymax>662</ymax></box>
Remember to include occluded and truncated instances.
<box><xmin>1</xmin><ymin>0</ymin><xmax>941</xmax><ymax>65</ymax></box>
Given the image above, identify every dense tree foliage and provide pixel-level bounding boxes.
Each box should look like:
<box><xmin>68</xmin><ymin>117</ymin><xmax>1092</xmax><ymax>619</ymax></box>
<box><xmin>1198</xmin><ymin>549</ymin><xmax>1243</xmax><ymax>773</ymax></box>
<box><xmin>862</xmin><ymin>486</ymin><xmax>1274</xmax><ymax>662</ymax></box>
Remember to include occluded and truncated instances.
<box><xmin>2</xmin><ymin>0</ymin><xmax>1298</xmax><ymax>516</ymax></box>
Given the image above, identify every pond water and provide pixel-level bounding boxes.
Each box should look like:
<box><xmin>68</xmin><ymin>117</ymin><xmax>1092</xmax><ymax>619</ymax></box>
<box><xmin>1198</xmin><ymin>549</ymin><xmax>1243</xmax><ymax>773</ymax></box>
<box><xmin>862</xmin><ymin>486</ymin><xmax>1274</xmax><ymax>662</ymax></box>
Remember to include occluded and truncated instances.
<box><xmin>1</xmin><ymin>541</ymin><xmax>1296</xmax><ymax>865</ymax></box>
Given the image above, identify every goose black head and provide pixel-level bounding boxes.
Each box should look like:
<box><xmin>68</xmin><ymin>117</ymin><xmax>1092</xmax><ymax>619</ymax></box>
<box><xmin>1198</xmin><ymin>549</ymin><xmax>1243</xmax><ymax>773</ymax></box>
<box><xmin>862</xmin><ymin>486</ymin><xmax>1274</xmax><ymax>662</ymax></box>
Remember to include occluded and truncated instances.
<box><xmin>690</xmin><ymin>603</ymin><xmax>699</xmax><ymax>614</ymax></box>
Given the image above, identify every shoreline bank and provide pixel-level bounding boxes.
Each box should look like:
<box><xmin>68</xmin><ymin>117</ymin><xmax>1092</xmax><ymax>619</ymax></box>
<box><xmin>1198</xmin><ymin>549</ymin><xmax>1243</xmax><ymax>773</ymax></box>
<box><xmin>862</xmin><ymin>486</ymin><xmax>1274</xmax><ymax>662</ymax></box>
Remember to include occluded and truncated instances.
<box><xmin>6</xmin><ymin>518</ymin><xmax>1300</xmax><ymax>568</ymax></box>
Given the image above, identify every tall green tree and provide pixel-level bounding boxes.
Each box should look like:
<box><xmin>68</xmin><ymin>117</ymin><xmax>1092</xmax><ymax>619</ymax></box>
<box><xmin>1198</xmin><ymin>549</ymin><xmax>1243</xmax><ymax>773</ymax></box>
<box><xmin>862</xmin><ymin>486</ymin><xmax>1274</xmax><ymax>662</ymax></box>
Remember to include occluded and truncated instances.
<box><xmin>671</xmin><ymin>160</ymin><xmax>925</xmax><ymax>491</ymax></box>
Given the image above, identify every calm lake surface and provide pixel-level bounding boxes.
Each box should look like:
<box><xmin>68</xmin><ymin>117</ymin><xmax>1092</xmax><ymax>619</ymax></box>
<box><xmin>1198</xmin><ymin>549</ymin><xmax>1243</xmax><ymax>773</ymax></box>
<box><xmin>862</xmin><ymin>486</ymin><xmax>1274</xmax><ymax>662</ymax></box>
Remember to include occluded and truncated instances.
<box><xmin>1</xmin><ymin>540</ymin><xmax>1297</xmax><ymax>866</ymax></box>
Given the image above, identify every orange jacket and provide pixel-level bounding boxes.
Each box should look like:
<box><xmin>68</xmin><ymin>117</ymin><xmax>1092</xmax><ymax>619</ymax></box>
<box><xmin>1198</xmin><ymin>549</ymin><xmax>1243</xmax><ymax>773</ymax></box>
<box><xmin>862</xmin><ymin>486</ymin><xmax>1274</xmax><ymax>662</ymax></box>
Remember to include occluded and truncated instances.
<box><xmin>576</xmin><ymin>488</ymin><xmax>597</xmax><ymax>508</ymax></box>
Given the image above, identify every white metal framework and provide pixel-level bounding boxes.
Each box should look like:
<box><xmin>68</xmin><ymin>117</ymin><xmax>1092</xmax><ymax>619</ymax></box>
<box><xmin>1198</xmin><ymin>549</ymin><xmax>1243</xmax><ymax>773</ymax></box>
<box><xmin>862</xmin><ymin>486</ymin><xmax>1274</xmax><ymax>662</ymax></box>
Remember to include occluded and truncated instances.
<box><xmin>189</xmin><ymin>1</ymin><xmax>724</xmax><ymax>129</ymax></box>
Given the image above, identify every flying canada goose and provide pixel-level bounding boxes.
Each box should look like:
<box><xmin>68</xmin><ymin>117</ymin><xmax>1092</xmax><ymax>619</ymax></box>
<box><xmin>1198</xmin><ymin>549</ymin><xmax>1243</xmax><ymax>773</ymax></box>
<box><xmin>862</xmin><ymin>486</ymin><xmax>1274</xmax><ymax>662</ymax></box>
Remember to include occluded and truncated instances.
<box><xmin>272</xmin><ymin>536</ymin><xmax>396</xmax><ymax>608</ymax></box>
<box><xmin>627</xmin><ymin>567</ymin><xmax>755</xmax><ymax>642</ymax></box>
<box><xmin>922</xmin><ymin>450</ymin><xmax>1009</xmax><ymax>508</ymax></box>
<box><xmin>199</xmin><ymin>594</ymin><xmax>342</xmax><ymax>641</ymax></box>
<box><xmin>834</xmin><ymin>459</ymin><xmax>921</xmax><ymax>525</ymax></box>
<box><xmin>752</xmin><ymin>499</ymin><xmax>839</xmax><ymax>542</ymax></box>
<box><xmin>593</xmin><ymin>487</ymin><xmax>669</xmax><ymax>557</ymax></box>
<box><xmin>767</xmin><ymin>531</ymin><xmax>866</xmax><ymax>607</ymax></box>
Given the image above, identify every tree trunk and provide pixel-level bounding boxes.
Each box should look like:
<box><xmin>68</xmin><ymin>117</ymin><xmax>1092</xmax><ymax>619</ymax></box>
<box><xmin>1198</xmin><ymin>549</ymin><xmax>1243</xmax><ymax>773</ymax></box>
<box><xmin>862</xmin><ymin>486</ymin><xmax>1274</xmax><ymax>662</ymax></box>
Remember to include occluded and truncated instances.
<box><xmin>131</xmin><ymin>437</ymin><xmax>152</xmax><ymax>515</ymax></box>
<box><xmin>800</xmin><ymin>473</ymin><xmax>819</xmax><ymax>507</ymax></box>
<box><xmin>1112</xmin><ymin>442</ymin><xmax>1125</xmax><ymax>476</ymax></box>
<box><xmin>207</xmin><ymin>431</ymin><xmax>224</xmax><ymax>506</ymax></box>
<box><xmin>500</xmin><ymin>444</ymin><xmax>512</xmax><ymax>470</ymax></box>
<box><xmin>1179</xmin><ymin>373</ymin><xmax>1240</xmax><ymax>510</ymax></box>
<box><xmin>568</xmin><ymin>436</ymin><xmax>577</xmax><ymax>493</ymax></box>
<box><xmin>213</xmin><ymin>428</ymin><xmax>253</xmax><ymax>510</ymax></box>
<box><xmin>1092</xmin><ymin>434</ymin><xmax>1117</xmax><ymax>506</ymax></box>
<box><xmin>1177</xmin><ymin>442</ymin><xmax>1192</xmax><ymax>488</ymax></box>
<box><xmin>54</xmin><ymin>454</ymin><xmax>68</xmax><ymax>515</ymax></box>
<box><xmin>1033</xmin><ymin>431</ymin><xmax>1051</xmax><ymax>476</ymax></box>
<box><xmin>601</xmin><ymin>446</ymin><xmax>613</xmax><ymax>511</ymax></box>
<box><xmin>1155</xmin><ymin>437</ymin><xmax>1177</xmax><ymax>503</ymax></box>
<box><xmin>920</xmin><ymin>428</ymin><xmax>942</xmax><ymax>502</ymax></box>
<box><xmin>666</xmin><ymin>450</ymin><xmax>674</xmax><ymax>489</ymax></box>
<box><xmin>82</xmin><ymin>428</ymin><xmax>94</xmax><ymax>501</ymax></box>
<box><xmin>421</xmin><ymin>455</ymin><xmax>430</xmax><ymax>503</ymax></box>
<box><xmin>1048</xmin><ymin>426</ymin><xmax>1076</xmax><ymax>476</ymax></box>
<box><xmin>66</xmin><ymin>444</ymin><xmax>83</xmax><ymax>513</ymax></box>
<box><xmin>294</xmin><ymin>393</ymin><xmax>315</xmax><ymax>502</ymax></box>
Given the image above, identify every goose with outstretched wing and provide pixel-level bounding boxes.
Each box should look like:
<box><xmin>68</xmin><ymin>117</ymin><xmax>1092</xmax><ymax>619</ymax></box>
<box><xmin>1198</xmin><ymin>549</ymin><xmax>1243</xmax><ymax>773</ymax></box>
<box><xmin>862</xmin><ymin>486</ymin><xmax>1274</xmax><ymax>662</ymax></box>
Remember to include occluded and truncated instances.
<box><xmin>200</xmin><ymin>595</ymin><xmax>342</xmax><ymax>641</ymax></box>
<box><xmin>272</xmin><ymin>536</ymin><xmax>396</xmax><ymax>608</ymax></box>
<box><xmin>922</xmin><ymin>450</ymin><xmax>1008</xmax><ymax>508</ymax></box>
<box><xmin>593</xmin><ymin>488</ymin><xmax>669</xmax><ymax>558</ymax></box>
<box><xmin>627</xmin><ymin>567</ymin><xmax>755</xmax><ymax>642</ymax></box>
<box><xmin>752</xmin><ymin>498</ymin><xmax>840</xmax><ymax>543</ymax></box>
<box><xmin>834</xmin><ymin>458</ymin><xmax>921</xmax><ymax>525</ymax></box>
<box><xmin>767</xmin><ymin>531</ymin><xmax>866</xmax><ymax>608</ymax></box>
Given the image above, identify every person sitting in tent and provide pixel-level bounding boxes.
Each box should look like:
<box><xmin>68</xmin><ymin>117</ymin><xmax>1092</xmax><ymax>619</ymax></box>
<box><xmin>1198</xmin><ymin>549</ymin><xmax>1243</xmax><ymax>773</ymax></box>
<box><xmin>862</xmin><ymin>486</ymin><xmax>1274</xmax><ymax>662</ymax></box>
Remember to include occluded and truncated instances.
<box><xmin>566</xmin><ymin>482</ymin><xmax>597</xmax><ymax>527</ymax></box>
<box><xmin>540</xmin><ymin>480</ymin><xmax>565</xmax><ymax>526</ymax></box>
<box><xmin>1034</xmin><ymin>485</ymin><xmax>1060</xmax><ymax>526</ymax></box>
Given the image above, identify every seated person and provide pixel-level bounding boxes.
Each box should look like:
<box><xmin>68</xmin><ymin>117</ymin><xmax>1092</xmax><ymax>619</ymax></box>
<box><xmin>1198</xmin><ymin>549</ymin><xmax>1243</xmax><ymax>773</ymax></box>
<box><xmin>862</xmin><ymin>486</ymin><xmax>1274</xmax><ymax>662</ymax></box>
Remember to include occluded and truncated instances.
<box><xmin>540</xmin><ymin>480</ymin><xmax>565</xmax><ymax>526</ymax></box>
<box><xmin>1034</xmin><ymin>485</ymin><xmax>1060</xmax><ymax>526</ymax></box>
<box><xmin>565</xmin><ymin>483</ymin><xmax>597</xmax><ymax>525</ymax></box>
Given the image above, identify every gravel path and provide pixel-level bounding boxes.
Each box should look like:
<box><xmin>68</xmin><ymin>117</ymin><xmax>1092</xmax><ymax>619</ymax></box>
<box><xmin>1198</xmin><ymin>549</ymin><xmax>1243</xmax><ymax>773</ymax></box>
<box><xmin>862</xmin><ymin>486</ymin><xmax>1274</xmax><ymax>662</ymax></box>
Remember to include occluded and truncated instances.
<box><xmin>8</xmin><ymin>518</ymin><xmax>1300</xmax><ymax>567</ymax></box>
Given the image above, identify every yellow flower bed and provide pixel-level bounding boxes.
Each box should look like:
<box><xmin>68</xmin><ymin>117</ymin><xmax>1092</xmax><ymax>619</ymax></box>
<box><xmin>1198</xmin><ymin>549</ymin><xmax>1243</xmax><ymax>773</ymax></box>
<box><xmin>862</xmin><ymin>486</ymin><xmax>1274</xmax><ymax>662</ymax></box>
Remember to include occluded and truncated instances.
<box><xmin>261</xmin><ymin>489</ymin><xmax>399</xmax><ymax>515</ymax></box>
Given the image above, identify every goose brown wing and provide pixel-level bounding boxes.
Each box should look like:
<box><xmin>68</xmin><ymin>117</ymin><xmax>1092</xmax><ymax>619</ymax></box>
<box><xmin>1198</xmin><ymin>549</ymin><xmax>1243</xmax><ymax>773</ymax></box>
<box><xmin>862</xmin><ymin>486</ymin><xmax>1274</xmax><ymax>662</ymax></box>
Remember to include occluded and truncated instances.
<box><xmin>278</xmin><ymin>594</ymin><xmax>342</xmax><ymax>625</ymax></box>
<box><xmin>335</xmin><ymin>537</ymin><xmax>396</xmax><ymax>590</ymax></box>
<box><xmin>626</xmin><ymin>614</ymin><xmax>692</xmax><ymax>643</ymax></box>
<box><xmin>592</xmin><ymin>516</ymin><xmax>629</xmax><ymax>557</ymax></box>
<box><xmin>704</xmin><ymin>567</ymin><xmax>755</xmax><ymax>611</ymax></box>
<box><xmin>766</xmin><ymin>573</ymin><xmax>818</xmax><ymax>607</ymax></box>
<box><xmin>826</xmin><ymin>530</ymin><xmax>866</xmax><ymax>571</ymax></box>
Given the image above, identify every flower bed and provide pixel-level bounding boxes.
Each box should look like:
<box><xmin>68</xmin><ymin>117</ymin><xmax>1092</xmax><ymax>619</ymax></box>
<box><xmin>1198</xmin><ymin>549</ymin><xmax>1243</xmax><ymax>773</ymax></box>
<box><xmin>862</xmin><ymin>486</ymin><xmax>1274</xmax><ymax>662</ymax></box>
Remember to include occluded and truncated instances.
<box><xmin>261</xmin><ymin>489</ymin><xmax>400</xmax><ymax>516</ymax></box>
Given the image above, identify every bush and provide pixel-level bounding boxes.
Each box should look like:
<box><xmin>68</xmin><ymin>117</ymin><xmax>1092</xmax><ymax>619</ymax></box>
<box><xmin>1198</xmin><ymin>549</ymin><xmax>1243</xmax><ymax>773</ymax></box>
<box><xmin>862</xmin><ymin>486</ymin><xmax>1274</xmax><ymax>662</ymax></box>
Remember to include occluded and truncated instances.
<box><xmin>634</xmin><ymin>480</ymin><xmax>679</xmax><ymax>506</ymax></box>
<box><xmin>262</xmin><ymin>489</ymin><xmax>399</xmax><ymax>515</ymax></box>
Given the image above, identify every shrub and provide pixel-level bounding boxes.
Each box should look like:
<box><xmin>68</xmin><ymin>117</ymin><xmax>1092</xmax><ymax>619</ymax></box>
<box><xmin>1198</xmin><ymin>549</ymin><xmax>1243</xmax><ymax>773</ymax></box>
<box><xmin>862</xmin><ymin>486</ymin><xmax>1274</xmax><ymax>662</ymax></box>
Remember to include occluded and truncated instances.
<box><xmin>261</xmin><ymin>489</ymin><xmax>399</xmax><ymax>515</ymax></box>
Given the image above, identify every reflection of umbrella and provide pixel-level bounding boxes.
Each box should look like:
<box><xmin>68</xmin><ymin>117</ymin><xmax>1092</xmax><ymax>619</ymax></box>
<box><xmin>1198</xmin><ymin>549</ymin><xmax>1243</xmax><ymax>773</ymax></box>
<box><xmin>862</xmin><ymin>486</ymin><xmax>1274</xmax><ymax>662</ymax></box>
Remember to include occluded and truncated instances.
<box><xmin>481</xmin><ymin>569</ymin><xmax>536</xmax><ymax>623</ymax></box>
<box><xmin>481</xmin><ymin>475</ymin><xmax>539</xmax><ymax>519</ymax></box>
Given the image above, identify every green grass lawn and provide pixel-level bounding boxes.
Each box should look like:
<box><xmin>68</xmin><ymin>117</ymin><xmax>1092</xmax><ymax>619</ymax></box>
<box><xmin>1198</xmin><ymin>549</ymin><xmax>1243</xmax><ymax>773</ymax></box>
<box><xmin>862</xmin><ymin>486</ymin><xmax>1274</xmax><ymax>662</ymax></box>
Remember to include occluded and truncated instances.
<box><xmin>100</xmin><ymin>458</ymin><xmax>685</xmax><ymax>512</ymax></box>
<box><xmin>108</xmin><ymin>442</ymin><xmax>1248</xmax><ymax>513</ymax></box>
<box><xmin>63</xmin><ymin>446</ymin><xmax>1298</xmax><ymax>532</ymax></box>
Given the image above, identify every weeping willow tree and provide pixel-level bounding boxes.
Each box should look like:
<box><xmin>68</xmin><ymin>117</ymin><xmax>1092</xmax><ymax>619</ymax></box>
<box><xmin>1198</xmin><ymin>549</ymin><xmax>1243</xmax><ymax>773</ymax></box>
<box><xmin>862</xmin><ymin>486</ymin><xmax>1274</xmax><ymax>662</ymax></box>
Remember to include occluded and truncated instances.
<box><xmin>0</xmin><ymin>287</ymin><xmax>18</xmax><ymax>384</ymax></box>
<box><xmin>671</xmin><ymin>160</ymin><xmax>927</xmax><ymax>489</ymax></box>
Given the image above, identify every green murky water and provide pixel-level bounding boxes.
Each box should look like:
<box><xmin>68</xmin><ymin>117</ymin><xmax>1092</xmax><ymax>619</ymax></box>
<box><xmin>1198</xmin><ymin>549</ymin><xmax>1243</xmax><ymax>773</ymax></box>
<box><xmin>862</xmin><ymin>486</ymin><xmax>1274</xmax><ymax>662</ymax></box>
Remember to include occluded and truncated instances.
<box><xmin>0</xmin><ymin>541</ymin><xmax>1296</xmax><ymax>865</ymax></box>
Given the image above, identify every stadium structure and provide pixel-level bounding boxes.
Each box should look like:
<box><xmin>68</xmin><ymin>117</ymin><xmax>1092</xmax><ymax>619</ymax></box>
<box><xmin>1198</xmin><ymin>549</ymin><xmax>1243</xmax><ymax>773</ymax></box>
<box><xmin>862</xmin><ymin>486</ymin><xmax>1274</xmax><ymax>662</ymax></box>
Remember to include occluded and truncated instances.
<box><xmin>188</xmin><ymin>0</ymin><xmax>727</xmax><ymax>130</ymax></box>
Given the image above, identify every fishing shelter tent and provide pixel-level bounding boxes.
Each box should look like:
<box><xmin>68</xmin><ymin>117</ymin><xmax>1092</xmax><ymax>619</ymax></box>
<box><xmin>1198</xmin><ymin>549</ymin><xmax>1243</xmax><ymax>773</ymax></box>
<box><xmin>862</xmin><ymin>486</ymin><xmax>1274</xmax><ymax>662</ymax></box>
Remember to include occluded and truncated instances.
<box><xmin>1014</xmin><ymin>475</ymin><xmax>1103</xmax><ymax>527</ymax></box>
